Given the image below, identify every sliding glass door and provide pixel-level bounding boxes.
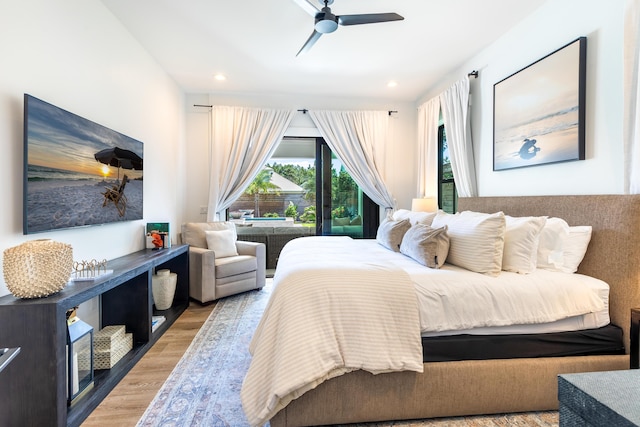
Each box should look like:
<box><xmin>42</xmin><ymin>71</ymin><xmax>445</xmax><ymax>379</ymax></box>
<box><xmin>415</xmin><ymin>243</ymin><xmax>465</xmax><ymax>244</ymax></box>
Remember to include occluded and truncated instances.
<box><xmin>227</xmin><ymin>137</ymin><xmax>379</xmax><ymax>238</ymax></box>
<box><xmin>316</xmin><ymin>139</ymin><xmax>378</xmax><ymax>238</ymax></box>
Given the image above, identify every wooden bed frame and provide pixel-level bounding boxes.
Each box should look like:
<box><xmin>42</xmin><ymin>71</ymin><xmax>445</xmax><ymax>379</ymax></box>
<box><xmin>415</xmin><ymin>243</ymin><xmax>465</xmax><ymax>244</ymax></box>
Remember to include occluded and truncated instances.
<box><xmin>270</xmin><ymin>195</ymin><xmax>640</xmax><ymax>427</ymax></box>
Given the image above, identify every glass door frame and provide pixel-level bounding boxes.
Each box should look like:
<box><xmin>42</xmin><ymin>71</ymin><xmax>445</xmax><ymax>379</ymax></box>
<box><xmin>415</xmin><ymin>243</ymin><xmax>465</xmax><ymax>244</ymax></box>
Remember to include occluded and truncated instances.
<box><xmin>315</xmin><ymin>138</ymin><xmax>379</xmax><ymax>238</ymax></box>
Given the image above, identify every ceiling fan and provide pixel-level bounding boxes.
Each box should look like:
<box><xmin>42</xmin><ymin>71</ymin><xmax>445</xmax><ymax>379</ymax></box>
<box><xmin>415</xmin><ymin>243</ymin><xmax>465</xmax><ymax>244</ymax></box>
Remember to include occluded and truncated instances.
<box><xmin>293</xmin><ymin>0</ymin><xmax>404</xmax><ymax>56</ymax></box>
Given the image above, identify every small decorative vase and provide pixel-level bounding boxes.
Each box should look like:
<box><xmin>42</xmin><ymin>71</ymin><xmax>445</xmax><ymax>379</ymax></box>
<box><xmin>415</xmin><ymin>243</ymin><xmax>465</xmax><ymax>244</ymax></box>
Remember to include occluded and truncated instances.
<box><xmin>152</xmin><ymin>269</ymin><xmax>177</xmax><ymax>310</ymax></box>
<box><xmin>2</xmin><ymin>239</ymin><xmax>73</xmax><ymax>299</ymax></box>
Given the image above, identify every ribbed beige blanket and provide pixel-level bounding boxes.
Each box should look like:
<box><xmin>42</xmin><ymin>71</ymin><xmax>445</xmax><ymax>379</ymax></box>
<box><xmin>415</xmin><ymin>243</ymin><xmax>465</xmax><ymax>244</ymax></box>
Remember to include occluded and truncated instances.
<box><xmin>241</xmin><ymin>236</ymin><xmax>423</xmax><ymax>427</ymax></box>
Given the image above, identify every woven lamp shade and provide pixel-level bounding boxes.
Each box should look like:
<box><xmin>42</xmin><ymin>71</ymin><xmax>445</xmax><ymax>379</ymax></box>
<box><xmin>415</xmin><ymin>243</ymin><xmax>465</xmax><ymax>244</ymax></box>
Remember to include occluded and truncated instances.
<box><xmin>3</xmin><ymin>239</ymin><xmax>73</xmax><ymax>299</ymax></box>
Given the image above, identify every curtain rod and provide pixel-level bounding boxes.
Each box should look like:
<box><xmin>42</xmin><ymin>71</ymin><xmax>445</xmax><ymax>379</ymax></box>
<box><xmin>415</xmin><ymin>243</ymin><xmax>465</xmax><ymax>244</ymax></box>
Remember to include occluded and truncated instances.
<box><xmin>468</xmin><ymin>70</ymin><xmax>479</xmax><ymax>78</ymax></box>
<box><xmin>193</xmin><ymin>105</ymin><xmax>398</xmax><ymax>116</ymax></box>
<box><xmin>297</xmin><ymin>109</ymin><xmax>398</xmax><ymax>116</ymax></box>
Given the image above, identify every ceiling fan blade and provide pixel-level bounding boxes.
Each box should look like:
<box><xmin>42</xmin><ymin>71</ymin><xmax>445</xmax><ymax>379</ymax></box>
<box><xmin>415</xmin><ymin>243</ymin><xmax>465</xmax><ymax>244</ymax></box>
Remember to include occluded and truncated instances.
<box><xmin>338</xmin><ymin>13</ymin><xmax>404</xmax><ymax>26</ymax></box>
<box><xmin>292</xmin><ymin>0</ymin><xmax>320</xmax><ymax>17</ymax></box>
<box><xmin>296</xmin><ymin>30</ymin><xmax>323</xmax><ymax>57</ymax></box>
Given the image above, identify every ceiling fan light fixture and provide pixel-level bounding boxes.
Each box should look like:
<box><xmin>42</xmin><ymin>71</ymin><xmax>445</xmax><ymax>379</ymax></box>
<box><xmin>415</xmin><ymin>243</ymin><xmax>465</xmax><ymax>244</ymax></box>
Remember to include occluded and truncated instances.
<box><xmin>315</xmin><ymin>15</ymin><xmax>338</xmax><ymax>33</ymax></box>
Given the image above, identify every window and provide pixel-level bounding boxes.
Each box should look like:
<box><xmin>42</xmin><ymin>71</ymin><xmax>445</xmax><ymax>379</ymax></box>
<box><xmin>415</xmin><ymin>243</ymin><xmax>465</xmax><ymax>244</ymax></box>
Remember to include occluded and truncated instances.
<box><xmin>438</xmin><ymin>124</ymin><xmax>458</xmax><ymax>213</ymax></box>
<box><xmin>227</xmin><ymin>137</ymin><xmax>379</xmax><ymax>238</ymax></box>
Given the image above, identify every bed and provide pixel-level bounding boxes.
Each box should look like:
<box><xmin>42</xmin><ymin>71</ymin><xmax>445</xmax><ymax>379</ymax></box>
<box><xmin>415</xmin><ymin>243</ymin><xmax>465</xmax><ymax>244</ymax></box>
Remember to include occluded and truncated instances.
<box><xmin>243</xmin><ymin>195</ymin><xmax>640</xmax><ymax>427</ymax></box>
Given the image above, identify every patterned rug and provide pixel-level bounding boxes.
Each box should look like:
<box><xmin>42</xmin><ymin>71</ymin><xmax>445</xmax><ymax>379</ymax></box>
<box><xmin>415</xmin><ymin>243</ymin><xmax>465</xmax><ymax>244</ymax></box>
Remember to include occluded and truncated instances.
<box><xmin>136</xmin><ymin>280</ymin><xmax>559</xmax><ymax>427</ymax></box>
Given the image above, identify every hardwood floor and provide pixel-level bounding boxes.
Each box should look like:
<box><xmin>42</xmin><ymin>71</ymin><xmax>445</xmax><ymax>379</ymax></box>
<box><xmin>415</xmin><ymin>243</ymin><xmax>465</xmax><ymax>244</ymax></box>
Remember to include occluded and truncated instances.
<box><xmin>81</xmin><ymin>300</ymin><xmax>216</xmax><ymax>426</ymax></box>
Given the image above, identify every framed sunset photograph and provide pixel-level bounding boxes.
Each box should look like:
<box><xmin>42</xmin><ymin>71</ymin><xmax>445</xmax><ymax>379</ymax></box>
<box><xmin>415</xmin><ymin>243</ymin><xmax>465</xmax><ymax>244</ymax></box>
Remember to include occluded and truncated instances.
<box><xmin>23</xmin><ymin>94</ymin><xmax>144</xmax><ymax>234</ymax></box>
<box><xmin>493</xmin><ymin>37</ymin><xmax>587</xmax><ymax>171</ymax></box>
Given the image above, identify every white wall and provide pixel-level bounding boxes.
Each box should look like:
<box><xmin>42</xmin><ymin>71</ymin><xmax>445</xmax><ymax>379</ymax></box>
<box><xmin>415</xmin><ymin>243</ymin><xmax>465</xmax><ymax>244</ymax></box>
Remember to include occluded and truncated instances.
<box><xmin>418</xmin><ymin>0</ymin><xmax>625</xmax><ymax>196</ymax></box>
<box><xmin>183</xmin><ymin>92</ymin><xmax>418</xmax><ymax>222</ymax></box>
<box><xmin>0</xmin><ymin>0</ymin><xmax>185</xmax><ymax>298</ymax></box>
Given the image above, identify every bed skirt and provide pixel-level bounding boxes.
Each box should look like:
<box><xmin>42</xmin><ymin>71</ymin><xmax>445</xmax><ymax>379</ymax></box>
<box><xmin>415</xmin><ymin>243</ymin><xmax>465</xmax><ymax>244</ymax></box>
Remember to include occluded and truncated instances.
<box><xmin>422</xmin><ymin>324</ymin><xmax>624</xmax><ymax>362</ymax></box>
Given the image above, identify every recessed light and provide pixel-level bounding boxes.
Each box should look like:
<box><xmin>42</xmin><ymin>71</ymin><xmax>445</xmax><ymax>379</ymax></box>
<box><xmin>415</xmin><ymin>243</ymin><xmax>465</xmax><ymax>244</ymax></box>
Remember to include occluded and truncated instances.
<box><xmin>387</xmin><ymin>80</ymin><xmax>398</xmax><ymax>88</ymax></box>
<box><xmin>214</xmin><ymin>73</ymin><xmax>226</xmax><ymax>81</ymax></box>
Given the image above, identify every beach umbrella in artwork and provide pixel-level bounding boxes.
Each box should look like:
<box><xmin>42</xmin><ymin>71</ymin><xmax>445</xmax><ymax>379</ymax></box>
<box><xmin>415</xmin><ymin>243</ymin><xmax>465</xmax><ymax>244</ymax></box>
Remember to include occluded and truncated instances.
<box><xmin>94</xmin><ymin>146</ymin><xmax>143</xmax><ymax>181</ymax></box>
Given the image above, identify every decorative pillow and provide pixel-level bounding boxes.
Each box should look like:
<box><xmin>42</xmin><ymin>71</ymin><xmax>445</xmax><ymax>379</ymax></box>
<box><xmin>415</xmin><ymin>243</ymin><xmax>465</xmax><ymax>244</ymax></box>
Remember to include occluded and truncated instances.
<box><xmin>205</xmin><ymin>229</ymin><xmax>238</xmax><ymax>258</ymax></box>
<box><xmin>431</xmin><ymin>210</ymin><xmax>506</xmax><ymax>276</ymax></box>
<box><xmin>400</xmin><ymin>224</ymin><xmax>450</xmax><ymax>268</ymax></box>
<box><xmin>502</xmin><ymin>215</ymin><xmax>546</xmax><ymax>274</ymax></box>
<box><xmin>376</xmin><ymin>218</ymin><xmax>411</xmax><ymax>252</ymax></box>
<box><xmin>392</xmin><ymin>209</ymin><xmax>438</xmax><ymax>226</ymax></box>
<box><xmin>181</xmin><ymin>221</ymin><xmax>237</xmax><ymax>249</ymax></box>
<box><xmin>536</xmin><ymin>217</ymin><xmax>569</xmax><ymax>270</ymax></box>
<box><xmin>536</xmin><ymin>218</ymin><xmax>592</xmax><ymax>273</ymax></box>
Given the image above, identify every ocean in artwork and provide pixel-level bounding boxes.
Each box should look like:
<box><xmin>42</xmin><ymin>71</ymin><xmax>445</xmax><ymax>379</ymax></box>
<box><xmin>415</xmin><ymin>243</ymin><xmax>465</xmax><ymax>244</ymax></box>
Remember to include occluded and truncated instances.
<box><xmin>493</xmin><ymin>105</ymin><xmax>580</xmax><ymax>171</ymax></box>
<box><xmin>26</xmin><ymin>164</ymin><xmax>143</xmax><ymax>233</ymax></box>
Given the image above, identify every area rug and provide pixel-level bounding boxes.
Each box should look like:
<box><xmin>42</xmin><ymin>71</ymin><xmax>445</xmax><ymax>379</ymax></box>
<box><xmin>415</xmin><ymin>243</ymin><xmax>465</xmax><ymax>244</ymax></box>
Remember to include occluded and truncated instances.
<box><xmin>137</xmin><ymin>280</ymin><xmax>558</xmax><ymax>427</ymax></box>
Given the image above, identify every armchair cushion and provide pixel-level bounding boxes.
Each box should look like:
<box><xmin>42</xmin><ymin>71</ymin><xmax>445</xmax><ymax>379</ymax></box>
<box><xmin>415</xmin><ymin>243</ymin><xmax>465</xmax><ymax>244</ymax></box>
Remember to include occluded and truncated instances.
<box><xmin>216</xmin><ymin>255</ymin><xmax>257</xmax><ymax>279</ymax></box>
<box><xmin>182</xmin><ymin>222</ymin><xmax>237</xmax><ymax>249</ymax></box>
<box><xmin>205</xmin><ymin>229</ymin><xmax>238</xmax><ymax>258</ymax></box>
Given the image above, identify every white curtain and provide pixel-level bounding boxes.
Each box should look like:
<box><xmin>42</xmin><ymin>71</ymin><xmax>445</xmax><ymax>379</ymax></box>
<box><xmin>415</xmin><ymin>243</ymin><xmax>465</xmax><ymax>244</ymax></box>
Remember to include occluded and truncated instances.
<box><xmin>625</xmin><ymin>0</ymin><xmax>640</xmax><ymax>193</ymax></box>
<box><xmin>416</xmin><ymin>96</ymin><xmax>441</xmax><ymax>199</ymax></box>
<box><xmin>309</xmin><ymin>110</ymin><xmax>396</xmax><ymax>210</ymax></box>
<box><xmin>440</xmin><ymin>76</ymin><xmax>478</xmax><ymax>197</ymax></box>
<box><xmin>208</xmin><ymin>106</ymin><xmax>295</xmax><ymax>220</ymax></box>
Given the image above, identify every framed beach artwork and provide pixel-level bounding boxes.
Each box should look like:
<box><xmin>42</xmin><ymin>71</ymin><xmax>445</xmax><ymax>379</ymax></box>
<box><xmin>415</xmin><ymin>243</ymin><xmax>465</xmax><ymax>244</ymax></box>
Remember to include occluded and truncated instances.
<box><xmin>493</xmin><ymin>37</ymin><xmax>586</xmax><ymax>171</ymax></box>
<box><xmin>23</xmin><ymin>94</ymin><xmax>144</xmax><ymax>234</ymax></box>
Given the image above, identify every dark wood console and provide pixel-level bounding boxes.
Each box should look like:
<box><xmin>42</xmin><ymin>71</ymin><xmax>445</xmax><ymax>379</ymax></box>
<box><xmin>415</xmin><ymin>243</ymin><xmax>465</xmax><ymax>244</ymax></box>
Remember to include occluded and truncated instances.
<box><xmin>0</xmin><ymin>245</ymin><xmax>189</xmax><ymax>427</ymax></box>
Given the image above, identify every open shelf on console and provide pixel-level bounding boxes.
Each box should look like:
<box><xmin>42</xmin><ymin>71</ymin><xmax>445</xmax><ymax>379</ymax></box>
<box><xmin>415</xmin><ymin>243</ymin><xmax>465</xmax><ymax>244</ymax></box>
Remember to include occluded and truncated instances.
<box><xmin>0</xmin><ymin>245</ymin><xmax>189</xmax><ymax>427</ymax></box>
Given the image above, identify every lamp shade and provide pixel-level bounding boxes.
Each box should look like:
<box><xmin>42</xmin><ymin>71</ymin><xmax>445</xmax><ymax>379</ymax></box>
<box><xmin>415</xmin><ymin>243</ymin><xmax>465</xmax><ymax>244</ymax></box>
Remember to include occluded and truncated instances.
<box><xmin>411</xmin><ymin>197</ymin><xmax>437</xmax><ymax>212</ymax></box>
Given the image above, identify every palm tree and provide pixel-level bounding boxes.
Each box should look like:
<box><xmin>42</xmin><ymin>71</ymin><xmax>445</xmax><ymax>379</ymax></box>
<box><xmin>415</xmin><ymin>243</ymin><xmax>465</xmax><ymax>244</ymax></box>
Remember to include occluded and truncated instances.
<box><xmin>244</xmin><ymin>169</ymin><xmax>280</xmax><ymax>217</ymax></box>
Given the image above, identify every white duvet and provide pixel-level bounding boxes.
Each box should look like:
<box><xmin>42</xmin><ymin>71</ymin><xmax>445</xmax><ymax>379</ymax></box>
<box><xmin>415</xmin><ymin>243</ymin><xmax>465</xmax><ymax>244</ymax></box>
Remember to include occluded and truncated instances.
<box><xmin>346</xmin><ymin>239</ymin><xmax>608</xmax><ymax>334</ymax></box>
<box><xmin>241</xmin><ymin>236</ymin><xmax>607</xmax><ymax>426</ymax></box>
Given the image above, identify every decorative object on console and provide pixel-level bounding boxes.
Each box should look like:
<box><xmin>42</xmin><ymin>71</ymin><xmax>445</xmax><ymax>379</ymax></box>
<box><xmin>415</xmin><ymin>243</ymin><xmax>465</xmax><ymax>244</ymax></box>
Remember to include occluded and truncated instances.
<box><xmin>411</xmin><ymin>197</ymin><xmax>437</xmax><ymax>212</ymax></box>
<box><xmin>493</xmin><ymin>36</ymin><xmax>587</xmax><ymax>171</ymax></box>
<box><xmin>66</xmin><ymin>309</ymin><xmax>94</xmax><ymax>406</ymax></box>
<box><xmin>152</xmin><ymin>269</ymin><xmax>177</xmax><ymax>310</ymax></box>
<box><xmin>70</xmin><ymin>258</ymin><xmax>113</xmax><ymax>282</ymax></box>
<box><xmin>2</xmin><ymin>239</ymin><xmax>73</xmax><ymax>298</ymax></box>
<box><xmin>146</xmin><ymin>222</ymin><xmax>171</xmax><ymax>249</ymax></box>
<box><xmin>91</xmin><ymin>325</ymin><xmax>132</xmax><ymax>370</ymax></box>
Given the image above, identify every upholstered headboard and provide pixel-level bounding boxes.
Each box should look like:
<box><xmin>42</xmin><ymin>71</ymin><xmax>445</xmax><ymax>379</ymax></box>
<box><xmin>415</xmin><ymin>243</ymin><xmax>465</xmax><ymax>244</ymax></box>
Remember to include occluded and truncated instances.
<box><xmin>459</xmin><ymin>195</ymin><xmax>640</xmax><ymax>353</ymax></box>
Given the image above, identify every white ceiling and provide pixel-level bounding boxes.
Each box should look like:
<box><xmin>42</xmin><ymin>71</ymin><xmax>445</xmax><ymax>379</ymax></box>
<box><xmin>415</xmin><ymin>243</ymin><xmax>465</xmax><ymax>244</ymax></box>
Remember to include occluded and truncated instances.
<box><xmin>100</xmin><ymin>0</ymin><xmax>547</xmax><ymax>102</ymax></box>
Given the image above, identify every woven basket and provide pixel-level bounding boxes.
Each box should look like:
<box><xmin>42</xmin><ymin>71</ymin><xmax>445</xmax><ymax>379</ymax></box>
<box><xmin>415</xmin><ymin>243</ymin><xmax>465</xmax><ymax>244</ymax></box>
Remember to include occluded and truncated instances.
<box><xmin>152</xmin><ymin>269</ymin><xmax>177</xmax><ymax>310</ymax></box>
<box><xmin>3</xmin><ymin>239</ymin><xmax>73</xmax><ymax>299</ymax></box>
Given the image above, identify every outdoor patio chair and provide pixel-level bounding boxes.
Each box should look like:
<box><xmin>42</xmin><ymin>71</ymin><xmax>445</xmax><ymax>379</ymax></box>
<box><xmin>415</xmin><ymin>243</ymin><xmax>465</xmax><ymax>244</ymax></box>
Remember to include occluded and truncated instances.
<box><xmin>102</xmin><ymin>175</ymin><xmax>129</xmax><ymax>217</ymax></box>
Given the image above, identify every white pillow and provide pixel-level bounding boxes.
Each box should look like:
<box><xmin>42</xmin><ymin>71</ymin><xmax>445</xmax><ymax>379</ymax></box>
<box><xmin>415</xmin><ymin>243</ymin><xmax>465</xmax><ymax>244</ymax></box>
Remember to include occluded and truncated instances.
<box><xmin>536</xmin><ymin>217</ymin><xmax>569</xmax><ymax>270</ymax></box>
<box><xmin>536</xmin><ymin>217</ymin><xmax>592</xmax><ymax>273</ymax></box>
<box><xmin>392</xmin><ymin>209</ymin><xmax>438</xmax><ymax>226</ymax></box>
<box><xmin>502</xmin><ymin>215</ymin><xmax>546</xmax><ymax>274</ymax></box>
<box><xmin>561</xmin><ymin>226</ymin><xmax>592</xmax><ymax>273</ymax></box>
<box><xmin>431</xmin><ymin>210</ymin><xmax>506</xmax><ymax>276</ymax></box>
<box><xmin>205</xmin><ymin>229</ymin><xmax>238</xmax><ymax>258</ymax></box>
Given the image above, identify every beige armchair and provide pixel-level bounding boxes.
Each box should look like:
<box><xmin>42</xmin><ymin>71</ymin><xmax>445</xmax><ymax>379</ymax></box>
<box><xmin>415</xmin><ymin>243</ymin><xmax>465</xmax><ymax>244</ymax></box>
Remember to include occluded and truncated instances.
<box><xmin>181</xmin><ymin>222</ymin><xmax>266</xmax><ymax>303</ymax></box>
